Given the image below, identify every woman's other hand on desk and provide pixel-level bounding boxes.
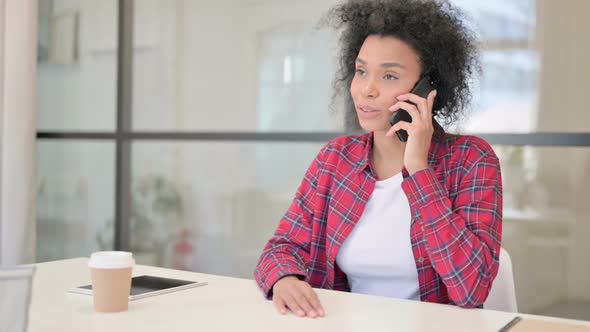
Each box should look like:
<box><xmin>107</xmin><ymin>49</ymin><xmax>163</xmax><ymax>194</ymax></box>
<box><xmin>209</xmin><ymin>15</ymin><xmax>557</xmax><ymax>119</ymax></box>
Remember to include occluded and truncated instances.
<box><xmin>272</xmin><ymin>276</ymin><xmax>325</xmax><ymax>318</ymax></box>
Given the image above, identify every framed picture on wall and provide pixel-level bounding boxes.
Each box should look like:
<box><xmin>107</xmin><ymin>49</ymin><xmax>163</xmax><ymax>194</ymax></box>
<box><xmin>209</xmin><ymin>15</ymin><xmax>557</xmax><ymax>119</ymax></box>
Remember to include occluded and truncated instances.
<box><xmin>48</xmin><ymin>10</ymin><xmax>80</xmax><ymax>65</ymax></box>
<box><xmin>37</xmin><ymin>0</ymin><xmax>80</xmax><ymax>65</ymax></box>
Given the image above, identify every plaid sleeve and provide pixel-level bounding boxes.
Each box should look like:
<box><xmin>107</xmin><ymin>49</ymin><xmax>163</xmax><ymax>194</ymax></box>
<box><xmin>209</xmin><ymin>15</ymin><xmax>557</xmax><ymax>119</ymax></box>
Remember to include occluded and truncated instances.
<box><xmin>254</xmin><ymin>145</ymin><xmax>326</xmax><ymax>299</ymax></box>
<box><xmin>402</xmin><ymin>153</ymin><xmax>503</xmax><ymax>308</ymax></box>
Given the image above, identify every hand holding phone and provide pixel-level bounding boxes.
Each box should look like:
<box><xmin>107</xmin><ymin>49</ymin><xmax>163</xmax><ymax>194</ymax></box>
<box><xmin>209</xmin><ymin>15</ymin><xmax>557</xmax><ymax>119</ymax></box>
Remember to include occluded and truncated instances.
<box><xmin>389</xmin><ymin>75</ymin><xmax>435</xmax><ymax>142</ymax></box>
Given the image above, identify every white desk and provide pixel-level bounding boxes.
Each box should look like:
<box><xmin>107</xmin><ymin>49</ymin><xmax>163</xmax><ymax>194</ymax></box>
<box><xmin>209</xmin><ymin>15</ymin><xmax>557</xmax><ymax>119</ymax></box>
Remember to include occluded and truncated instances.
<box><xmin>28</xmin><ymin>258</ymin><xmax>590</xmax><ymax>332</ymax></box>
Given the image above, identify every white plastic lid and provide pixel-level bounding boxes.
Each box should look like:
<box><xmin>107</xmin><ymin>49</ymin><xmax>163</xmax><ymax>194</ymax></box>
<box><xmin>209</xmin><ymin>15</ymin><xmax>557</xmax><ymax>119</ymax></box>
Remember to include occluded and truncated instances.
<box><xmin>88</xmin><ymin>251</ymin><xmax>135</xmax><ymax>269</ymax></box>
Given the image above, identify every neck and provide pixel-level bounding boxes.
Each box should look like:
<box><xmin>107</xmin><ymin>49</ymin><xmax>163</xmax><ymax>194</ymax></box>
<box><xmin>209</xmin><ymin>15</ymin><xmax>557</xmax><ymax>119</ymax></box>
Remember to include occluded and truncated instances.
<box><xmin>371</xmin><ymin>130</ymin><xmax>405</xmax><ymax>167</ymax></box>
<box><xmin>373</xmin><ymin>131</ymin><xmax>406</xmax><ymax>157</ymax></box>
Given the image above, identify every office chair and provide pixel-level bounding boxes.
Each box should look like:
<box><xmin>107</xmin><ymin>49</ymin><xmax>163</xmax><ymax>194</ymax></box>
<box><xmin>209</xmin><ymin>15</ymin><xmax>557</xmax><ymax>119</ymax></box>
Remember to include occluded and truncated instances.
<box><xmin>0</xmin><ymin>265</ymin><xmax>35</xmax><ymax>332</ymax></box>
<box><xmin>484</xmin><ymin>247</ymin><xmax>518</xmax><ymax>312</ymax></box>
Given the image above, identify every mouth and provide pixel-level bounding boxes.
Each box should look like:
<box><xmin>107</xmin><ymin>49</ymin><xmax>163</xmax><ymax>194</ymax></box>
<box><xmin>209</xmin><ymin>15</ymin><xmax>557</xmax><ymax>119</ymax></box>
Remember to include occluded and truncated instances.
<box><xmin>356</xmin><ymin>105</ymin><xmax>382</xmax><ymax>120</ymax></box>
<box><xmin>358</xmin><ymin>105</ymin><xmax>380</xmax><ymax>113</ymax></box>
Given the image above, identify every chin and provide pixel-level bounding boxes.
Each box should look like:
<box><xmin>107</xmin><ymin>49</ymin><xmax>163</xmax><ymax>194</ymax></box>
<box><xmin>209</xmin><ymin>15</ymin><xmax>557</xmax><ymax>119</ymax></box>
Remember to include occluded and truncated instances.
<box><xmin>358</xmin><ymin>118</ymin><xmax>390</xmax><ymax>133</ymax></box>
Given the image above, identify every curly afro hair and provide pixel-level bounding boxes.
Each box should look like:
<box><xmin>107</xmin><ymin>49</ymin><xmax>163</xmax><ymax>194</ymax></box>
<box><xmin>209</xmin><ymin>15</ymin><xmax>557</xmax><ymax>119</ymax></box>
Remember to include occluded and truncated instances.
<box><xmin>322</xmin><ymin>0</ymin><xmax>480</xmax><ymax>128</ymax></box>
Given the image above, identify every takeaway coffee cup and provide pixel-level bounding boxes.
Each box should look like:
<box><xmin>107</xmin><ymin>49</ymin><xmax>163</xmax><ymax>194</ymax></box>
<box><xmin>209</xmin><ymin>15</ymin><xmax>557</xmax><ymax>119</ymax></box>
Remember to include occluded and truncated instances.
<box><xmin>88</xmin><ymin>251</ymin><xmax>135</xmax><ymax>312</ymax></box>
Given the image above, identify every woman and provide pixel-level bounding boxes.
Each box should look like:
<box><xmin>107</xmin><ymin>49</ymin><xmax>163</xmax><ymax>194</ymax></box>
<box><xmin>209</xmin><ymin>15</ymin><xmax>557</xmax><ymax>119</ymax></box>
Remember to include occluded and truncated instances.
<box><xmin>254</xmin><ymin>0</ymin><xmax>502</xmax><ymax>318</ymax></box>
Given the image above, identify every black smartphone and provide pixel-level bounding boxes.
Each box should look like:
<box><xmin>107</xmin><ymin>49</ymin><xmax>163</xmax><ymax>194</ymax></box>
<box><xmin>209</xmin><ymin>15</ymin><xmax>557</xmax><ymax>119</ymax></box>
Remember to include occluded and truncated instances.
<box><xmin>389</xmin><ymin>75</ymin><xmax>435</xmax><ymax>142</ymax></box>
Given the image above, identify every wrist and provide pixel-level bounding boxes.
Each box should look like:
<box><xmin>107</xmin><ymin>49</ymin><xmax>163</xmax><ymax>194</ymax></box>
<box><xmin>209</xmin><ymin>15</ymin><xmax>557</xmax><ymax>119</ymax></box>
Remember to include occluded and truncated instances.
<box><xmin>407</xmin><ymin>163</ymin><xmax>429</xmax><ymax>175</ymax></box>
<box><xmin>275</xmin><ymin>275</ymin><xmax>299</xmax><ymax>287</ymax></box>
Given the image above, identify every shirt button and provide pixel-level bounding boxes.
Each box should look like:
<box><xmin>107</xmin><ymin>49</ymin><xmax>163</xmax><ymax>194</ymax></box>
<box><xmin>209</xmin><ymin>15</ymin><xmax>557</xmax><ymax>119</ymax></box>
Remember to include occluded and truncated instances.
<box><xmin>418</xmin><ymin>257</ymin><xmax>425</xmax><ymax>263</ymax></box>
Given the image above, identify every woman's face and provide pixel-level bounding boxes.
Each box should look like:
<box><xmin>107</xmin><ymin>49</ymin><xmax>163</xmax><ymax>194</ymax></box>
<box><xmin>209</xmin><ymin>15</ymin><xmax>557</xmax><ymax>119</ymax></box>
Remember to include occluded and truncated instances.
<box><xmin>350</xmin><ymin>35</ymin><xmax>422</xmax><ymax>133</ymax></box>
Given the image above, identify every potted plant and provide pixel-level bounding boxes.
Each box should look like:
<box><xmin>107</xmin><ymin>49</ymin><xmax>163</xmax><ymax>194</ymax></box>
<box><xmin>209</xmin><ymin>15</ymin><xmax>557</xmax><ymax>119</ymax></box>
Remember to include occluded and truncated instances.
<box><xmin>97</xmin><ymin>174</ymin><xmax>184</xmax><ymax>266</ymax></box>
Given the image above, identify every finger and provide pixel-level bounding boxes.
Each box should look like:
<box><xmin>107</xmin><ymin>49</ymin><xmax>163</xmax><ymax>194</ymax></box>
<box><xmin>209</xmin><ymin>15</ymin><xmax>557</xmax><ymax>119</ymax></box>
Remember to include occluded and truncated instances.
<box><xmin>284</xmin><ymin>294</ymin><xmax>306</xmax><ymax>317</ymax></box>
<box><xmin>426</xmin><ymin>90</ymin><xmax>437</xmax><ymax>118</ymax></box>
<box><xmin>389</xmin><ymin>101</ymin><xmax>421</xmax><ymax>122</ymax></box>
<box><xmin>386</xmin><ymin>121</ymin><xmax>413</xmax><ymax>137</ymax></box>
<box><xmin>303</xmin><ymin>288</ymin><xmax>325</xmax><ymax>317</ymax></box>
<box><xmin>273</xmin><ymin>295</ymin><xmax>288</xmax><ymax>315</ymax></box>
<box><xmin>396</xmin><ymin>93</ymin><xmax>429</xmax><ymax>115</ymax></box>
<box><xmin>292</xmin><ymin>291</ymin><xmax>317</xmax><ymax>318</ymax></box>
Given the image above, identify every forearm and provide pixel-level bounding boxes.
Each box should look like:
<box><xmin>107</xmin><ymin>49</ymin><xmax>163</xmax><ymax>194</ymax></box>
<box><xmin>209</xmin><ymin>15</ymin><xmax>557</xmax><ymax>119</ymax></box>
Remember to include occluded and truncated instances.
<box><xmin>255</xmin><ymin>244</ymin><xmax>309</xmax><ymax>299</ymax></box>
<box><xmin>403</xmin><ymin>167</ymin><xmax>502</xmax><ymax>308</ymax></box>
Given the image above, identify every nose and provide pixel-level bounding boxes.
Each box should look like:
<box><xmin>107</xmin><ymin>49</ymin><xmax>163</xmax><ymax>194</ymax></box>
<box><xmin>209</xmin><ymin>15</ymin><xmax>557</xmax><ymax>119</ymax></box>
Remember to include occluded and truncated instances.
<box><xmin>361</xmin><ymin>79</ymin><xmax>379</xmax><ymax>99</ymax></box>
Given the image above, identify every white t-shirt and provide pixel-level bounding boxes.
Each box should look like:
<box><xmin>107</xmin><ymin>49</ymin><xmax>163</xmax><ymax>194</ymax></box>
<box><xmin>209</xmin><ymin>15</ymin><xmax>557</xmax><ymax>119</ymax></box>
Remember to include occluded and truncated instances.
<box><xmin>335</xmin><ymin>172</ymin><xmax>420</xmax><ymax>301</ymax></box>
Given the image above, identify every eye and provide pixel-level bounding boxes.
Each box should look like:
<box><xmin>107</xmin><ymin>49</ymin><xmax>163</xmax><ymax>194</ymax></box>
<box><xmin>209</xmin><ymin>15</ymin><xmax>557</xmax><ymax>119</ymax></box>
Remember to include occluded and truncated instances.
<box><xmin>384</xmin><ymin>73</ymin><xmax>398</xmax><ymax>81</ymax></box>
<box><xmin>355</xmin><ymin>68</ymin><xmax>366</xmax><ymax>76</ymax></box>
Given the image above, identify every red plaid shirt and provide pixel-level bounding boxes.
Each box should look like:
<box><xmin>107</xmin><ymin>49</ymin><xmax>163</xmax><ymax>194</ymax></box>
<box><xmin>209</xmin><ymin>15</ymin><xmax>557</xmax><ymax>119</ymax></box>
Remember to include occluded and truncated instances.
<box><xmin>255</xmin><ymin>125</ymin><xmax>503</xmax><ymax>308</ymax></box>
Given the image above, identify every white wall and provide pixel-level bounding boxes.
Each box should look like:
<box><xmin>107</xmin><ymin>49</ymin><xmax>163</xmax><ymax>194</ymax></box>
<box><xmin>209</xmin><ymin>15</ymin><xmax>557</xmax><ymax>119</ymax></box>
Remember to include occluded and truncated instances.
<box><xmin>131</xmin><ymin>0</ymin><xmax>342</xmax><ymax>132</ymax></box>
<box><xmin>130</xmin><ymin>0</ymin><xmax>342</xmax><ymax>272</ymax></box>
<box><xmin>535</xmin><ymin>0</ymin><xmax>590</xmax><ymax>303</ymax></box>
<box><xmin>36</xmin><ymin>0</ymin><xmax>342</xmax><ymax>268</ymax></box>
<box><xmin>131</xmin><ymin>0</ymin><xmax>344</xmax><ymax>202</ymax></box>
<box><xmin>36</xmin><ymin>0</ymin><xmax>117</xmax><ymax>261</ymax></box>
<box><xmin>37</xmin><ymin>0</ymin><xmax>118</xmax><ymax>131</ymax></box>
<box><xmin>0</xmin><ymin>0</ymin><xmax>37</xmax><ymax>265</ymax></box>
<box><xmin>499</xmin><ymin>0</ymin><xmax>590</xmax><ymax>313</ymax></box>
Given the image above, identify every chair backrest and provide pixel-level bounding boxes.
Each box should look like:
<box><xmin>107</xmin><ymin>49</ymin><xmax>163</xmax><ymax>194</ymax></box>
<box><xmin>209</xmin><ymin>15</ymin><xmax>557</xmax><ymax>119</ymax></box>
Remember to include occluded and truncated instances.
<box><xmin>484</xmin><ymin>247</ymin><xmax>518</xmax><ymax>312</ymax></box>
<box><xmin>0</xmin><ymin>265</ymin><xmax>36</xmax><ymax>332</ymax></box>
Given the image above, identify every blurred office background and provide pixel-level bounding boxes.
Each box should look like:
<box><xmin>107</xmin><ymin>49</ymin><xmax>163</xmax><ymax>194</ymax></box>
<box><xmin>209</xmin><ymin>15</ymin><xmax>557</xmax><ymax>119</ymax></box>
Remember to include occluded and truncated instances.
<box><xmin>16</xmin><ymin>0</ymin><xmax>590</xmax><ymax>321</ymax></box>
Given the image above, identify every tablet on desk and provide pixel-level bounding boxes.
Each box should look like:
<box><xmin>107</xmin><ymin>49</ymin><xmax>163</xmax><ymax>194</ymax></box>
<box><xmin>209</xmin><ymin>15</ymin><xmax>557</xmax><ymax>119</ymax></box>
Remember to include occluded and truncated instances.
<box><xmin>69</xmin><ymin>275</ymin><xmax>208</xmax><ymax>301</ymax></box>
